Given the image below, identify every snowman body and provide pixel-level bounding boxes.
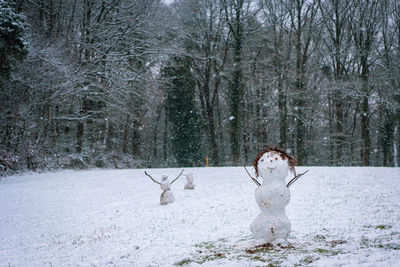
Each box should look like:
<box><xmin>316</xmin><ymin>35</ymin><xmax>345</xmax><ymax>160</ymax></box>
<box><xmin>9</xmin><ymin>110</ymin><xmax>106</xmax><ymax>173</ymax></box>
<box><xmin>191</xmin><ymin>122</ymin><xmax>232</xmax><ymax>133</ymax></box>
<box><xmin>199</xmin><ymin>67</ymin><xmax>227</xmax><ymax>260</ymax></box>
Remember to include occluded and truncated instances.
<box><xmin>160</xmin><ymin>176</ymin><xmax>175</xmax><ymax>205</ymax></box>
<box><xmin>184</xmin><ymin>173</ymin><xmax>195</xmax><ymax>190</ymax></box>
<box><xmin>250</xmin><ymin>151</ymin><xmax>291</xmax><ymax>244</ymax></box>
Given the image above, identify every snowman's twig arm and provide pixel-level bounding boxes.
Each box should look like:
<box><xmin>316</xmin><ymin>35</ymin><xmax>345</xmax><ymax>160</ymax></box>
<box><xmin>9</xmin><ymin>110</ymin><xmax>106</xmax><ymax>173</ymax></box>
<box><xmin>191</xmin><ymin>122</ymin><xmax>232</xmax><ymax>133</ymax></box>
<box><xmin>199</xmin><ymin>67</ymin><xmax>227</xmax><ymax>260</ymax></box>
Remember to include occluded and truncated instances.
<box><xmin>144</xmin><ymin>171</ymin><xmax>161</xmax><ymax>185</ymax></box>
<box><xmin>287</xmin><ymin>170</ymin><xmax>309</xmax><ymax>187</ymax></box>
<box><xmin>244</xmin><ymin>166</ymin><xmax>261</xmax><ymax>187</ymax></box>
<box><xmin>171</xmin><ymin>169</ymin><xmax>184</xmax><ymax>184</ymax></box>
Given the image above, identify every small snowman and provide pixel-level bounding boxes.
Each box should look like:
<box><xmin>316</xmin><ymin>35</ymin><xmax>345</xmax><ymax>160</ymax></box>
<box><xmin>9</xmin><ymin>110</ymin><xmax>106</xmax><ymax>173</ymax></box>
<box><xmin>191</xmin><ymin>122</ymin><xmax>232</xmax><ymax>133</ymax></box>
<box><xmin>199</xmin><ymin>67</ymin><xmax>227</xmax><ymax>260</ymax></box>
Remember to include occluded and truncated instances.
<box><xmin>250</xmin><ymin>147</ymin><xmax>297</xmax><ymax>246</ymax></box>
<box><xmin>145</xmin><ymin>170</ymin><xmax>184</xmax><ymax>205</ymax></box>
<box><xmin>160</xmin><ymin>175</ymin><xmax>175</xmax><ymax>204</ymax></box>
<box><xmin>183</xmin><ymin>172</ymin><xmax>195</xmax><ymax>190</ymax></box>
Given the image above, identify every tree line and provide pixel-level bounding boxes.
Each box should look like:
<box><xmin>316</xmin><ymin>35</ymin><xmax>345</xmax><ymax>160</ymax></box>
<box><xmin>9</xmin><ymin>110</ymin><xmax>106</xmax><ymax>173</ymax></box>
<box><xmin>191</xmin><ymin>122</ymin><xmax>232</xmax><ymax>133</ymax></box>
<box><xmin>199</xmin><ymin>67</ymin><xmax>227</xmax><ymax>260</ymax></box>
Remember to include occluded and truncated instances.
<box><xmin>1</xmin><ymin>0</ymin><xmax>399</xmax><ymax>174</ymax></box>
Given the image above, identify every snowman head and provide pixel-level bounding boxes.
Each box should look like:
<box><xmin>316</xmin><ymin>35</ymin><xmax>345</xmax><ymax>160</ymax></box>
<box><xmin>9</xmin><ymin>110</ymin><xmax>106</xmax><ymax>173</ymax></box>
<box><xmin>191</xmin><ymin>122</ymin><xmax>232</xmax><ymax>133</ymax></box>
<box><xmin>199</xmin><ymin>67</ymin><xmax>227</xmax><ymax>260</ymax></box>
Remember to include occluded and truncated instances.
<box><xmin>185</xmin><ymin>173</ymin><xmax>194</xmax><ymax>182</ymax></box>
<box><xmin>253</xmin><ymin>147</ymin><xmax>297</xmax><ymax>179</ymax></box>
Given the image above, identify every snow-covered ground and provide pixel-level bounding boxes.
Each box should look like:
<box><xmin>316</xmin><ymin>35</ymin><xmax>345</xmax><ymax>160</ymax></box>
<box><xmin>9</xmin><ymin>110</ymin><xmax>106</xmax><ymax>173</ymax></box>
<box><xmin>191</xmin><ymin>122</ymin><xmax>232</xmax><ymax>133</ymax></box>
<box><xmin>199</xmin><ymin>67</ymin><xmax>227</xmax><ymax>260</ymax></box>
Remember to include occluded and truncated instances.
<box><xmin>1</xmin><ymin>167</ymin><xmax>400</xmax><ymax>266</ymax></box>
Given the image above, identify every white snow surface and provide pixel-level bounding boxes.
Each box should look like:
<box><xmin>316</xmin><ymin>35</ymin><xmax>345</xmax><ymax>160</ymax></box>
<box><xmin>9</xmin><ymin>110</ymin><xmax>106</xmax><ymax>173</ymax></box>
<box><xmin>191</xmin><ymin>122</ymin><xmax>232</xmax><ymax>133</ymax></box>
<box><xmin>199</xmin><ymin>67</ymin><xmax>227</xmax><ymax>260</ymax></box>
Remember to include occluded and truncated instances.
<box><xmin>1</xmin><ymin>167</ymin><xmax>400</xmax><ymax>266</ymax></box>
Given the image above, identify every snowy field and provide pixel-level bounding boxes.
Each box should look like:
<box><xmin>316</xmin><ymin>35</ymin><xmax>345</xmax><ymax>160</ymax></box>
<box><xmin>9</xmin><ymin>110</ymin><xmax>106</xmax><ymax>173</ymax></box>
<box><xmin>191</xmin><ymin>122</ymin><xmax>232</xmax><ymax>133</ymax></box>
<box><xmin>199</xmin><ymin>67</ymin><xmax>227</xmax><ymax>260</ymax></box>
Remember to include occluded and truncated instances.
<box><xmin>1</xmin><ymin>166</ymin><xmax>400</xmax><ymax>266</ymax></box>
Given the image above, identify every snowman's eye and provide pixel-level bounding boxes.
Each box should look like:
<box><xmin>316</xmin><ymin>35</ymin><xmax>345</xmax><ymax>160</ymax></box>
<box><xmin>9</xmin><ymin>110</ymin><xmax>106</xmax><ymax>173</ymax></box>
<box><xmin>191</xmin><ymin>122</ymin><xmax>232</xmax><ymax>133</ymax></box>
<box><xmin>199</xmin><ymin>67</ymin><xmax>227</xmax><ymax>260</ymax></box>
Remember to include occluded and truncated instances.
<box><xmin>260</xmin><ymin>159</ymin><xmax>264</xmax><ymax>162</ymax></box>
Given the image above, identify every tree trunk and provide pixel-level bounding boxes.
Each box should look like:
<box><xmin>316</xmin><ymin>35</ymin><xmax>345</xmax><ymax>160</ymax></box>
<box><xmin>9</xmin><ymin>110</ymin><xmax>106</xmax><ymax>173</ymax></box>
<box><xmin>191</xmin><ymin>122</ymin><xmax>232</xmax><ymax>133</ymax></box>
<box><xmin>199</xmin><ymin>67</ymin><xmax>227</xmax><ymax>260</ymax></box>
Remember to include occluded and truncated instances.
<box><xmin>328</xmin><ymin>94</ymin><xmax>334</xmax><ymax>164</ymax></box>
<box><xmin>295</xmin><ymin>94</ymin><xmax>306</xmax><ymax>164</ymax></box>
<box><xmin>131</xmin><ymin>123</ymin><xmax>140</xmax><ymax>158</ymax></box>
<box><xmin>360</xmin><ymin>65</ymin><xmax>370</xmax><ymax>166</ymax></box>
<box><xmin>203</xmin><ymin>81</ymin><xmax>219</xmax><ymax>165</ymax></box>
<box><xmin>207</xmin><ymin>106</ymin><xmax>219</xmax><ymax>166</ymax></box>
<box><xmin>242</xmin><ymin>98</ymin><xmax>250</xmax><ymax>163</ymax></box>
<box><xmin>394</xmin><ymin>125</ymin><xmax>399</xmax><ymax>167</ymax></box>
<box><xmin>66</xmin><ymin>0</ymin><xmax>77</xmax><ymax>46</ymax></box>
<box><xmin>278</xmin><ymin>80</ymin><xmax>287</xmax><ymax>149</ymax></box>
<box><xmin>122</xmin><ymin>114</ymin><xmax>129</xmax><ymax>154</ymax></box>
<box><xmin>76</xmin><ymin>96</ymin><xmax>87</xmax><ymax>153</ymax></box>
<box><xmin>228</xmin><ymin>0</ymin><xmax>244</xmax><ymax>165</ymax></box>
<box><xmin>163</xmin><ymin>109</ymin><xmax>168</xmax><ymax>162</ymax></box>
<box><xmin>105</xmin><ymin>121</ymin><xmax>114</xmax><ymax>152</ymax></box>
<box><xmin>335</xmin><ymin>96</ymin><xmax>344</xmax><ymax>164</ymax></box>
<box><xmin>153</xmin><ymin>107</ymin><xmax>162</xmax><ymax>159</ymax></box>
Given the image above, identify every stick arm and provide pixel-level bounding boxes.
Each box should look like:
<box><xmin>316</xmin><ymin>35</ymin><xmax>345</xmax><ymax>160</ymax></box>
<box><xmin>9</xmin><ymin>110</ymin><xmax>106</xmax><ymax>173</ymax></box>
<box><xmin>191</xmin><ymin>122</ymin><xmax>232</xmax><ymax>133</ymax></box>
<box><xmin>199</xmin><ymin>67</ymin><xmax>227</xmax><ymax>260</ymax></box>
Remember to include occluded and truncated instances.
<box><xmin>171</xmin><ymin>169</ymin><xmax>184</xmax><ymax>184</ymax></box>
<box><xmin>144</xmin><ymin>171</ymin><xmax>161</xmax><ymax>185</ymax></box>
<box><xmin>287</xmin><ymin>170</ymin><xmax>309</xmax><ymax>187</ymax></box>
<box><xmin>244</xmin><ymin>166</ymin><xmax>261</xmax><ymax>187</ymax></box>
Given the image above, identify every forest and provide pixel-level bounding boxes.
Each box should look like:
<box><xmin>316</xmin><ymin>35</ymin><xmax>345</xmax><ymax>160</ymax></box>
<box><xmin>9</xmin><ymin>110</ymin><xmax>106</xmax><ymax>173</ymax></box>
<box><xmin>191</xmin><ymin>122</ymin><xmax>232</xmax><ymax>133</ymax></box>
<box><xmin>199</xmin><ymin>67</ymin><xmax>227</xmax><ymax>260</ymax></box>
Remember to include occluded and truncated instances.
<box><xmin>1</xmin><ymin>0</ymin><xmax>399</xmax><ymax>174</ymax></box>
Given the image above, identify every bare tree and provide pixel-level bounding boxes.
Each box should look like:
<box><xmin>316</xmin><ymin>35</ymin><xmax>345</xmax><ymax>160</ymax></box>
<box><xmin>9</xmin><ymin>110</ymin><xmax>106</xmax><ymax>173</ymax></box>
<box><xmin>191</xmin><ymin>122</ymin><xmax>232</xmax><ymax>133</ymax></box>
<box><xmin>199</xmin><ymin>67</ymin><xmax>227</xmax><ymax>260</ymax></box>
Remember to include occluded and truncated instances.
<box><xmin>223</xmin><ymin>0</ymin><xmax>260</xmax><ymax>165</ymax></box>
<box><xmin>287</xmin><ymin>0</ymin><xmax>319</xmax><ymax>164</ymax></box>
<box><xmin>173</xmin><ymin>0</ymin><xmax>230</xmax><ymax>165</ymax></box>
<box><xmin>349</xmin><ymin>0</ymin><xmax>381</xmax><ymax>165</ymax></box>
<box><xmin>318</xmin><ymin>0</ymin><xmax>354</xmax><ymax>164</ymax></box>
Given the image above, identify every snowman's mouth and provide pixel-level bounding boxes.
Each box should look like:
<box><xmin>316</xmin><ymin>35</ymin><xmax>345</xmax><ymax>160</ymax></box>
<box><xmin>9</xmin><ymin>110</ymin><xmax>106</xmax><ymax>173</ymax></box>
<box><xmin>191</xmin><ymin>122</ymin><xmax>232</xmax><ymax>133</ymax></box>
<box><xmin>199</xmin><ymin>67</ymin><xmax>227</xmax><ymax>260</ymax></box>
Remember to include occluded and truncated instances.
<box><xmin>267</xmin><ymin>167</ymin><xmax>276</xmax><ymax>173</ymax></box>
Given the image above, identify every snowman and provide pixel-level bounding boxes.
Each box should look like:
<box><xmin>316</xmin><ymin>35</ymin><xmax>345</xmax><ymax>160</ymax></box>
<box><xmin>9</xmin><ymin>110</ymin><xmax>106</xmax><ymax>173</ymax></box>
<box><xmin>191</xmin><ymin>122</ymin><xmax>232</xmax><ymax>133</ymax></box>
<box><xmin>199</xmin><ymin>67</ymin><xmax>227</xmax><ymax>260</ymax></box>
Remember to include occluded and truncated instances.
<box><xmin>183</xmin><ymin>172</ymin><xmax>195</xmax><ymax>190</ymax></box>
<box><xmin>159</xmin><ymin>175</ymin><xmax>175</xmax><ymax>204</ymax></box>
<box><xmin>145</xmin><ymin>170</ymin><xmax>184</xmax><ymax>205</ymax></box>
<box><xmin>250</xmin><ymin>147</ymin><xmax>297</xmax><ymax>246</ymax></box>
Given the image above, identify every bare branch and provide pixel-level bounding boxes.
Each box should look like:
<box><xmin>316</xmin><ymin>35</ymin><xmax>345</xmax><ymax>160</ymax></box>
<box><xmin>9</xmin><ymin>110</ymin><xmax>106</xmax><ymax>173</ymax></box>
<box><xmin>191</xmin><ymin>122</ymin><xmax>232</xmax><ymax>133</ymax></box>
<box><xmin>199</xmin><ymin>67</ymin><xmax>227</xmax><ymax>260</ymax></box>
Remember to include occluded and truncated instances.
<box><xmin>171</xmin><ymin>169</ymin><xmax>184</xmax><ymax>184</ymax></box>
<box><xmin>144</xmin><ymin>171</ymin><xmax>160</xmax><ymax>185</ymax></box>
<box><xmin>287</xmin><ymin>170</ymin><xmax>309</xmax><ymax>187</ymax></box>
<box><xmin>244</xmin><ymin>166</ymin><xmax>261</xmax><ymax>187</ymax></box>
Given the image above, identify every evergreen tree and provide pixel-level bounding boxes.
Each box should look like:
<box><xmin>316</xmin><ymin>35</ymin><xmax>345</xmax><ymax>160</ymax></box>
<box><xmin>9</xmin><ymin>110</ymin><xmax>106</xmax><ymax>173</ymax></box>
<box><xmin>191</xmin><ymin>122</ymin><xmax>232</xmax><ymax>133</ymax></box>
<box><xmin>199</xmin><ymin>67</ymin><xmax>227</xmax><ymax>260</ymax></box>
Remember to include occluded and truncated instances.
<box><xmin>0</xmin><ymin>0</ymin><xmax>28</xmax><ymax>81</ymax></box>
<box><xmin>163</xmin><ymin>55</ymin><xmax>203</xmax><ymax>166</ymax></box>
